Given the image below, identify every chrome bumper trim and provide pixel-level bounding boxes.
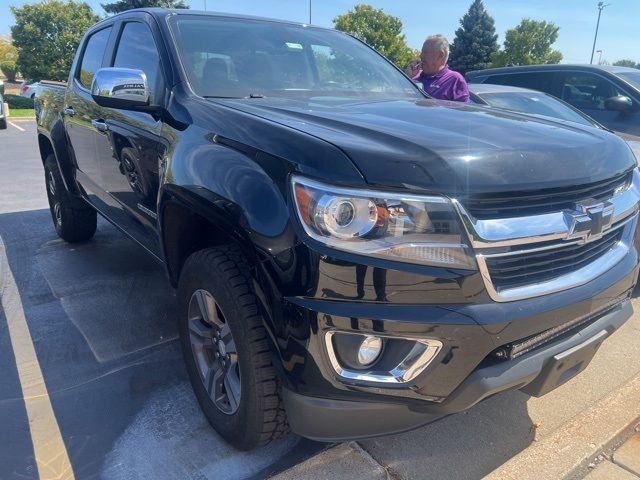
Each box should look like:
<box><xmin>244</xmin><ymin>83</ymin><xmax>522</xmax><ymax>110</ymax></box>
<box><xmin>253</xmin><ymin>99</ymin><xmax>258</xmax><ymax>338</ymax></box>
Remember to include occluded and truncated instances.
<box><xmin>324</xmin><ymin>331</ymin><xmax>442</xmax><ymax>384</ymax></box>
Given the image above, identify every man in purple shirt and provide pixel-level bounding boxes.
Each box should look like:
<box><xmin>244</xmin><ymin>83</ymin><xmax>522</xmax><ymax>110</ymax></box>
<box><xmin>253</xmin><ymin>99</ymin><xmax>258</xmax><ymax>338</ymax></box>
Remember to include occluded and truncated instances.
<box><xmin>405</xmin><ymin>34</ymin><xmax>469</xmax><ymax>102</ymax></box>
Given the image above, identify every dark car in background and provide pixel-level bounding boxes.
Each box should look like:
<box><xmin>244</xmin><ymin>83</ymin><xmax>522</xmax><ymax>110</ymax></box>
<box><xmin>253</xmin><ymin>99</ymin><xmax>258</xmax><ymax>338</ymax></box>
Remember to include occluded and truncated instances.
<box><xmin>468</xmin><ymin>83</ymin><xmax>640</xmax><ymax>160</ymax></box>
<box><xmin>467</xmin><ymin>65</ymin><xmax>640</xmax><ymax>136</ymax></box>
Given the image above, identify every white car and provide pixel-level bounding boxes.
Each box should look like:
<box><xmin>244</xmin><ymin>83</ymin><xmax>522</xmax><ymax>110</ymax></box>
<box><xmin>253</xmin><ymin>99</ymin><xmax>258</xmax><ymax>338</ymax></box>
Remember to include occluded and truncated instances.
<box><xmin>20</xmin><ymin>81</ymin><xmax>40</xmax><ymax>99</ymax></box>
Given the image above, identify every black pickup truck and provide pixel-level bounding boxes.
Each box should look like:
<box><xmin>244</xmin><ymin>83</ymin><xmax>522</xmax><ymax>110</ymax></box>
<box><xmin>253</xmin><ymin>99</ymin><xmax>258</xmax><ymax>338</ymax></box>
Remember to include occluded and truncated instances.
<box><xmin>36</xmin><ymin>9</ymin><xmax>640</xmax><ymax>450</ymax></box>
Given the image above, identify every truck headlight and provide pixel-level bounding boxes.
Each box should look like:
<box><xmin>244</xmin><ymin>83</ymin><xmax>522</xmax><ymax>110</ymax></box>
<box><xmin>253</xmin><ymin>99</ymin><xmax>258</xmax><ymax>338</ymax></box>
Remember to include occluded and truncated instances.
<box><xmin>292</xmin><ymin>175</ymin><xmax>476</xmax><ymax>269</ymax></box>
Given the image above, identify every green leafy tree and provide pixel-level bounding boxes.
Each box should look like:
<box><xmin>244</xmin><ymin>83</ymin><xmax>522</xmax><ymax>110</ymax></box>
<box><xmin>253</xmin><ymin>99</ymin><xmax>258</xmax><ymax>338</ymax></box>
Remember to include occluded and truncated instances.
<box><xmin>613</xmin><ymin>59</ymin><xmax>639</xmax><ymax>69</ymax></box>
<box><xmin>0</xmin><ymin>35</ymin><xmax>19</xmax><ymax>82</ymax></box>
<box><xmin>101</xmin><ymin>0</ymin><xmax>188</xmax><ymax>14</ymax></box>
<box><xmin>492</xmin><ymin>19</ymin><xmax>563</xmax><ymax>67</ymax></box>
<box><xmin>334</xmin><ymin>4</ymin><xmax>416</xmax><ymax>69</ymax></box>
<box><xmin>449</xmin><ymin>0</ymin><xmax>498</xmax><ymax>74</ymax></box>
<box><xmin>11</xmin><ymin>1</ymin><xmax>99</xmax><ymax>81</ymax></box>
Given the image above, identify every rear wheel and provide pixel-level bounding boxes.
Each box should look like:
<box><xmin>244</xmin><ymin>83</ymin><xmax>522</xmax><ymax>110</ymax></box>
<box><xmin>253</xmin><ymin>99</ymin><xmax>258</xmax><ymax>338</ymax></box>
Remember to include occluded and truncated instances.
<box><xmin>0</xmin><ymin>118</ymin><xmax>6</xmax><ymax>130</ymax></box>
<box><xmin>177</xmin><ymin>246</ymin><xmax>289</xmax><ymax>450</ymax></box>
<box><xmin>44</xmin><ymin>154</ymin><xmax>97</xmax><ymax>242</ymax></box>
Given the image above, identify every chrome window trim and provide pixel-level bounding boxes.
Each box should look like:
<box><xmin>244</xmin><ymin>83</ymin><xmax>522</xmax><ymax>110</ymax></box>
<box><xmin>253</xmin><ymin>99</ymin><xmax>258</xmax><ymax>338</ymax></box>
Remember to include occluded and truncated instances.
<box><xmin>324</xmin><ymin>331</ymin><xmax>443</xmax><ymax>384</ymax></box>
<box><xmin>477</xmin><ymin>214</ymin><xmax>637</xmax><ymax>302</ymax></box>
<box><xmin>452</xmin><ymin>169</ymin><xmax>640</xmax><ymax>249</ymax></box>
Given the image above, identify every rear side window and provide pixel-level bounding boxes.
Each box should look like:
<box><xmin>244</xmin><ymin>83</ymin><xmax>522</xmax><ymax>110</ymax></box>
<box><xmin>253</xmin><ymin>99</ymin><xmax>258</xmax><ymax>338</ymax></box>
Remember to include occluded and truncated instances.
<box><xmin>78</xmin><ymin>27</ymin><xmax>112</xmax><ymax>89</ymax></box>
<box><xmin>113</xmin><ymin>22</ymin><xmax>162</xmax><ymax>97</ymax></box>
<box><xmin>486</xmin><ymin>72</ymin><xmax>557</xmax><ymax>95</ymax></box>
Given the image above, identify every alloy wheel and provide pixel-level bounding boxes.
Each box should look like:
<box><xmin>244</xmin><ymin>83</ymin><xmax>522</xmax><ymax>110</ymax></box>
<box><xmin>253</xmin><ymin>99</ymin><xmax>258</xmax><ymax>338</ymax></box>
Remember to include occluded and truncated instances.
<box><xmin>187</xmin><ymin>289</ymin><xmax>241</xmax><ymax>414</ymax></box>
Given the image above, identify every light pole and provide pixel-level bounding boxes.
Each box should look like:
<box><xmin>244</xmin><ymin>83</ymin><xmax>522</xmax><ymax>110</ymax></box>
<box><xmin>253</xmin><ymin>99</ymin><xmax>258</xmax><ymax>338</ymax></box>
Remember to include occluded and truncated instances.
<box><xmin>309</xmin><ymin>0</ymin><xmax>312</xmax><ymax>24</ymax></box>
<box><xmin>596</xmin><ymin>49</ymin><xmax>603</xmax><ymax>64</ymax></box>
<box><xmin>590</xmin><ymin>2</ymin><xmax>610</xmax><ymax>64</ymax></box>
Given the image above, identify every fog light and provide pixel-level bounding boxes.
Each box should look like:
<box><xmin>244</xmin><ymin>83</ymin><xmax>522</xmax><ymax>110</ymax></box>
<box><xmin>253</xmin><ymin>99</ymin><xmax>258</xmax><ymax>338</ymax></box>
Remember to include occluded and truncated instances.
<box><xmin>357</xmin><ymin>336</ymin><xmax>383</xmax><ymax>366</ymax></box>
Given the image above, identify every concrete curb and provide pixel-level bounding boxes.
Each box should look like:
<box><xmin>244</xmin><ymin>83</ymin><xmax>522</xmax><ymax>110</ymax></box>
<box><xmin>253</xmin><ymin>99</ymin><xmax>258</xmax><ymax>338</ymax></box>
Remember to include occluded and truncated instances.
<box><xmin>486</xmin><ymin>373</ymin><xmax>640</xmax><ymax>480</ymax></box>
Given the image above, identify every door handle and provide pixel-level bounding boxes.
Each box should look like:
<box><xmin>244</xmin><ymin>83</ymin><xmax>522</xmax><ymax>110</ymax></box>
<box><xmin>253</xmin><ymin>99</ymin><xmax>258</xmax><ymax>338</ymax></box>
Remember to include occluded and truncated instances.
<box><xmin>91</xmin><ymin>119</ymin><xmax>109</xmax><ymax>132</ymax></box>
<box><xmin>63</xmin><ymin>106</ymin><xmax>75</xmax><ymax>116</ymax></box>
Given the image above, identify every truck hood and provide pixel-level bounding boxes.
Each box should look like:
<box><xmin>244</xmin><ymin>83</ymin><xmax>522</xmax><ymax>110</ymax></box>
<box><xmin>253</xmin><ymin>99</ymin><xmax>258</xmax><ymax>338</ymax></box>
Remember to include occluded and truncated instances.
<box><xmin>217</xmin><ymin>97</ymin><xmax>635</xmax><ymax>195</ymax></box>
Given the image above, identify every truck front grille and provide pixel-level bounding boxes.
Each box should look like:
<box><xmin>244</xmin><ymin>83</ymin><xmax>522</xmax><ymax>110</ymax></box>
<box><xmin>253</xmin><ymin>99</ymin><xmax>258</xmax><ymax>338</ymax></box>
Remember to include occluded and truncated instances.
<box><xmin>462</xmin><ymin>171</ymin><xmax>631</xmax><ymax>219</ymax></box>
<box><xmin>484</xmin><ymin>228</ymin><xmax>623</xmax><ymax>291</ymax></box>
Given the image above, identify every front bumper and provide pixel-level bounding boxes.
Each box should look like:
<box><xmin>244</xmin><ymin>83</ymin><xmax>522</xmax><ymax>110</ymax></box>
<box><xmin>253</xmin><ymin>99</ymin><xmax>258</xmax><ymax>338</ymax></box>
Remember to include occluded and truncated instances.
<box><xmin>283</xmin><ymin>300</ymin><xmax>632</xmax><ymax>441</ymax></box>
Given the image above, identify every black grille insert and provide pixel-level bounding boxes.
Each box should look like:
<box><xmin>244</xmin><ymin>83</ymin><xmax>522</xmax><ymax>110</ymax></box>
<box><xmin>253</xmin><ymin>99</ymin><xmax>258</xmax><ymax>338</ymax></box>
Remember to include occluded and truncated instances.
<box><xmin>485</xmin><ymin>228</ymin><xmax>623</xmax><ymax>291</ymax></box>
<box><xmin>462</xmin><ymin>171</ymin><xmax>631</xmax><ymax>219</ymax></box>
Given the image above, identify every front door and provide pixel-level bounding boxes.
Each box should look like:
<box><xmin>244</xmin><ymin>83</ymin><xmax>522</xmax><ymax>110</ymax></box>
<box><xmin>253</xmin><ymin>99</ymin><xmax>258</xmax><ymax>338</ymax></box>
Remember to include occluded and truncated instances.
<box><xmin>94</xmin><ymin>18</ymin><xmax>166</xmax><ymax>256</ymax></box>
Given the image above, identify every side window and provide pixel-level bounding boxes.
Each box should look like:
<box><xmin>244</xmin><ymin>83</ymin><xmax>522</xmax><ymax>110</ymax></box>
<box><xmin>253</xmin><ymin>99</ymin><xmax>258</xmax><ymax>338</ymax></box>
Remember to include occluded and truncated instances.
<box><xmin>487</xmin><ymin>72</ymin><xmax>556</xmax><ymax>95</ymax></box>
<box><xmin>78</xmin><ymin>27</ymin><xmax>112</xmax><ymax>89</ymax></box>
<box><xmin>560</xmin><ymin>73</ymin><xmax>624</xmax><ymax>110</ymax></box>
<box><xmin>113</xmin><ymin>22</ymin><xmax>162</xmax><ymax>97</ymax></box>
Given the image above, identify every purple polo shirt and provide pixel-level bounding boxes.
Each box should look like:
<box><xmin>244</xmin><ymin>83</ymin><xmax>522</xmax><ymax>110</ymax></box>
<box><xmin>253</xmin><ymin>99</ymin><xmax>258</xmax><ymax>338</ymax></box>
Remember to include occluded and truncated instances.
<box><xmin>413</xmin><ymin>65</ymin><xmax>470</xmax><ymax>102</ymax></box>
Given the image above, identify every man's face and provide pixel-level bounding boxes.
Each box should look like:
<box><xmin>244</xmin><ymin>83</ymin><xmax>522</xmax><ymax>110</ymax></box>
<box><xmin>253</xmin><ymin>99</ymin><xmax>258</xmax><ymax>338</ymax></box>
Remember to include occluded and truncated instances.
<box><xmin>420</xmin><ymin>44</ymin><xmax>446</xmax><ymax>75</ymax></box>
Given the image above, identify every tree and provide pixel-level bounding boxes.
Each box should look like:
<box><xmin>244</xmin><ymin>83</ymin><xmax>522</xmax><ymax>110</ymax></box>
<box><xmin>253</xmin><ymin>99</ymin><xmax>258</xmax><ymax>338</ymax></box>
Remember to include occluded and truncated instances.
<box><xmin>449</xmin><ymin>0</ymin><xmax>498</xmax><ymax>74</ymax></box>
<box><xmin>0</xmin><ymin>35</ymin><xmax>18</xmax><ymax>82</ymax></box>
<box><xmin>101</xmin><ymin>0</ymin><xmax>188</xmax><ymax>14</ymax></box>
<box><xmin>613</xmin><ymin>59</ymin><xmax>639</xmax><ymax>69</ymax></box>
<box><xmin>492</xmin><ymin>19</ymin><xmax>563</xmax><ymax>67</ymax></box>
<box><xmin>11</xmin><ymin>1</ymin><xmax>99</xmax><ymax>81</ymax></box>
<box><xmin>334</xmin><ymin>4</ymin><xmax>416</xmax><ymax>69</ymax></box>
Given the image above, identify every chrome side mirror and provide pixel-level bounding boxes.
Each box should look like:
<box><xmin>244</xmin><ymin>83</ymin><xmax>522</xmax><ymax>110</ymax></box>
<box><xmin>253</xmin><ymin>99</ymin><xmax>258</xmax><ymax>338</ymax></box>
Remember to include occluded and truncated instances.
<box><xmin>91</xmin><ymin>68</ymin><xmax>150</xmax><ymax>109</ymax></box>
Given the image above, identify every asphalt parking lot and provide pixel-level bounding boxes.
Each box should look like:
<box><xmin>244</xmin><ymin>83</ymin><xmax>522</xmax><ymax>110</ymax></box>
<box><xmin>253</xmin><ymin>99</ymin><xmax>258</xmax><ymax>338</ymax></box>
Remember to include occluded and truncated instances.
<box><xmin>2</xmin><ymin>120</ymin><xmax>640</xmax><ymax>480</ymax></box>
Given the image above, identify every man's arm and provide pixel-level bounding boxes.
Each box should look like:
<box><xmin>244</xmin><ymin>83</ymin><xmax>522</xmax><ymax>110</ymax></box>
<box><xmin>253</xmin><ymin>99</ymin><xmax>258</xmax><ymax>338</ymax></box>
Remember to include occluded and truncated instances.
<box><xmin>452</xmin><ymin>75</ymin><xmax>470</xmax><ymax>103</ymax></box>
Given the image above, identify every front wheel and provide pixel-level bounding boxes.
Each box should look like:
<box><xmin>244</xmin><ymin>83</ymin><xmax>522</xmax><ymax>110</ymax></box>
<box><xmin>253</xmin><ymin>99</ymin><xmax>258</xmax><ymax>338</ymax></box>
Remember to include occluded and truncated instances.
<box><xmin>177</xmin><ymin>246</ymin><xmax>289</xmax><ymax>450</ymax></box>
<box><xmin>44</xmin><ymin>154</ymin><xmax>97</xmax><ymax>242</ymax></box>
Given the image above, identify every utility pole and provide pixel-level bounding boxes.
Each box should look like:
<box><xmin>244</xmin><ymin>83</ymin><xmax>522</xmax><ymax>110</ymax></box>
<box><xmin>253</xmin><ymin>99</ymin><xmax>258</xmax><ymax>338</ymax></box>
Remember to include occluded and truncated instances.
<box><xmin>203</xmin><ymin>0</ymin><xmax>206</xmax><ymax>10</ymax></box>
<box><xmin>309</xmin><ymin>0</ymin><xmax>312</xmax><ymax>24</ymax></box>
<box><xmin>590</xmin><ymin>2</ymin><xmax>610</xmax><ymax>64</ymax></box>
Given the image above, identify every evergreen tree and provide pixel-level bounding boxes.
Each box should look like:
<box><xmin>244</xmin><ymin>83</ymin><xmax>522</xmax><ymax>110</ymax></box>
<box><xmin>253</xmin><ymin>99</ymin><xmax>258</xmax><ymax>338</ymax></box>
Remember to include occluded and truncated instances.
<box><xmin>449</xmin><ymin>0</ymin><xmax>498</xmax><ymax>74</ymax></box>
<box><xmin>101</xmin><ymin>0</ymin><xmax>188</xmax><ymax>15</ymax></box>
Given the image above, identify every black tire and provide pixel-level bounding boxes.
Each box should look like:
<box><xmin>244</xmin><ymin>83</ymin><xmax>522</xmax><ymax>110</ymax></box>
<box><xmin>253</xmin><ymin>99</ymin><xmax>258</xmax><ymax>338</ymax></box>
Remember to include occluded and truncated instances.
<box><xmin>44</xmin><ymin>154</ymin><xmax>97</xmax><ymax>242</ymax></box>
<box><xmin>177</xmin><ymin>246</ymin><xmax>289</xmax><ymax>450</ymax></box>
<box><xmin>0</xmin><ymin>118</ymin><xmax>6</xmax><ymax>130</ymax></box>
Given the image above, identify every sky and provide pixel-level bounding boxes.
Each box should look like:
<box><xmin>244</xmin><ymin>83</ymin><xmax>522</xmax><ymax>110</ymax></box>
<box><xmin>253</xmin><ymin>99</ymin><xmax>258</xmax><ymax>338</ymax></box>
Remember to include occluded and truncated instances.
<box><xmin>1</xmin><ymin>0</ymin><xmax>639</xmax><ymax>64</ymax></box>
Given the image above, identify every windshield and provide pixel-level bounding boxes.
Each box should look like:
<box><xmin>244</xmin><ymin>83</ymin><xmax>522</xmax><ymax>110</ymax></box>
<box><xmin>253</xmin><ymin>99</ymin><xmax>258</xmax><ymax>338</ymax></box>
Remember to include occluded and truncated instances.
<box><xmin>169</xmin><ymin>16</ymin><xmax>422</xmax><ymax>100</ymax></box>
<box><xmin>617</xmin><ymin>71</ymin><xmax>640</xmax><ymax>92</ymax></box>
<box><xmin>478</xmin><ymin>91</ymin><xmax>597</xmax><ymax>127</ymax></box>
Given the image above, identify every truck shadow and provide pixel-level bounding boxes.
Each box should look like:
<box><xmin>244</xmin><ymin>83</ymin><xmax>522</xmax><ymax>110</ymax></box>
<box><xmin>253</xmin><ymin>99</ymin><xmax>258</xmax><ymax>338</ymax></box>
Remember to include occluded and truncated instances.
<box><xmin>0</xmin><ymin>208</ymin><xmax>319</xmax><ymax>480</ymax></box>
<box><xmin>360</xmin><ymin>390</ymin><xmax>534</xmax><ymax>479</ymax></box>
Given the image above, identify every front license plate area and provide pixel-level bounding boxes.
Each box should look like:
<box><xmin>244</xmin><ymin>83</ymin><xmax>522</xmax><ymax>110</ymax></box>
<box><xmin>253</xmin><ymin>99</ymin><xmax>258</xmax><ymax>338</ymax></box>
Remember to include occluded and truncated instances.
<box><xmin>520</xmin><ymin>330</ymin><xmax>608</xmax><ymax>397</ymax></box>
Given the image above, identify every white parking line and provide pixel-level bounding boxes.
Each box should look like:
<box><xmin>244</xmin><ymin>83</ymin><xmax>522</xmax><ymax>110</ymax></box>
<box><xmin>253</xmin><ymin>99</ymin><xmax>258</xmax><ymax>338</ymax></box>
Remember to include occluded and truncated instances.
<box><xmin>0</xmin><ymin>236</ymin><xmax>76</xmax><ymax>480</ymax></box>
<box><xmin>8</xmin><ymin>121</ymin><xmax>26</xmax><ymax>131</ymax></box>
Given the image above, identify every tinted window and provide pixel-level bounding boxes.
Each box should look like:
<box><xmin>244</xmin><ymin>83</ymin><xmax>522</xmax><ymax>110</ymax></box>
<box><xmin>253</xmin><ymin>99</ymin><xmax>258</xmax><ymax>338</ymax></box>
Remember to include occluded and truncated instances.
<box><xmin>486</xmin><ymin>72</ymin><xmax>557</xmax><ymax>95</ymax></box>
<box><xmin>560</xmin><ymin>73</ymin><xmax>625</xmax><ymax>111</ymax></box>
<box><xmin>78</xmin><ymin>27</ymin><xmax>112</xmax><ymax>89</ymax></box>
<box><xmin>114</xmin><ymin>22</ymin><xmax>161</xmax><ymax>96</ymax></box>
<box><xmin>170</xmin><ymin>16</ymin><xmax>421</xmax><ymax>100</ymax></box>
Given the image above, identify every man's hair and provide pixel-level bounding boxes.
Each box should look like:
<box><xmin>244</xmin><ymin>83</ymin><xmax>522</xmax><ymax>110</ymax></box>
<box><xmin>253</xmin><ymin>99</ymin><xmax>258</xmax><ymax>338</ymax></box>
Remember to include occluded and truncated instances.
<box><xmin>422</xmin><ymin>34</ymin><xmax>450</xmax><ymax>63</ymax></box>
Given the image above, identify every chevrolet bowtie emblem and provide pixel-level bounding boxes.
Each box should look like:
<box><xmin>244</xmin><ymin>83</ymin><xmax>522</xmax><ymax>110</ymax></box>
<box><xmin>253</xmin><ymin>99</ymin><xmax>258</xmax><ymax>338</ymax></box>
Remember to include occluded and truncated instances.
<box><xmin>564</xmin><ymin>199</ymin><xmax>614</xmax><ymax>244</ymax></box>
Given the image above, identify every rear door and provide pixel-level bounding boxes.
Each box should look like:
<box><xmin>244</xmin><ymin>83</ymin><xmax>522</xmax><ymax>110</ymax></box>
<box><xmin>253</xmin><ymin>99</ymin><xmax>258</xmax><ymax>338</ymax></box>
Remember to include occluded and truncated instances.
<box><xmin>65</xmin><ymin>25</ymin><xmax>113</xmax><ymax>196</ymax></box>
<box><xmin>94</xmin><ymin>14</ymin><xmax>166</xmax><ymax>256</ymax></box>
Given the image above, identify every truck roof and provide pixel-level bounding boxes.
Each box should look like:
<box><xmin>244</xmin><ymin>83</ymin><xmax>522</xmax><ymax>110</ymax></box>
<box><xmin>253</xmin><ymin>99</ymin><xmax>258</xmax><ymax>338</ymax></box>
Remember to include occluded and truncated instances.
<box><xmin>94</xmin><ymin>7</ymin><xmax>333</xmax><ymax>31</ymax></box>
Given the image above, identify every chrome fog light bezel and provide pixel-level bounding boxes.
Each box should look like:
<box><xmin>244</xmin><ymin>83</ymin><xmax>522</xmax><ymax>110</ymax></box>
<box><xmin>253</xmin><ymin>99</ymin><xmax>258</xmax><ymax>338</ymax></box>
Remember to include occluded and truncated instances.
<box><xmin>325</xmin><ymin>331</ymin><xmax>443</xmax><ymax>384</ymax></box>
